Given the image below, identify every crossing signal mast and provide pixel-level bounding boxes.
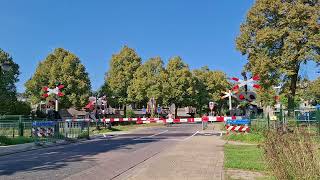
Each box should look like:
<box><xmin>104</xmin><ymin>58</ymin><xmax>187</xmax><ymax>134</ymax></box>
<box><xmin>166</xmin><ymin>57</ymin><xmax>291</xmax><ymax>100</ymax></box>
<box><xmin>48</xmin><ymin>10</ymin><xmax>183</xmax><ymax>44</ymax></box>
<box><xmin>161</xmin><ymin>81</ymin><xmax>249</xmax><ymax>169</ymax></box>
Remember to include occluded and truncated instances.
<box><xmin>42</xmin><ymin>83</ymin><xmax>64</xmax><ymax>112</ymax></box>
<box><xmin>221</xmin><ymin>73</ymin><xmax>261</xmax><ymax>113</ymax></box>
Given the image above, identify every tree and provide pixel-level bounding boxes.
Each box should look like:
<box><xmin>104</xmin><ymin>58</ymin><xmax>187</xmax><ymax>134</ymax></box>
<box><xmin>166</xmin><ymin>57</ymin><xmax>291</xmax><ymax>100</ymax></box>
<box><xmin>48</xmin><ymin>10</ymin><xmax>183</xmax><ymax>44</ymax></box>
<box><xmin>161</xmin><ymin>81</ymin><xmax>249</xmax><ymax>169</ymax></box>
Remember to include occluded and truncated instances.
<box><xmin>127</xmin><ymin>57</ymin><xmax>165</xmax><ymax>107</ymax></box>
<box><xmin>236</xmin><ymin>0</ymin><xmax>320</xmax><ymax>113</ymax></box>
<box><xmin>12</xmin><ymin>101</ymin><xmax>32</xmax><ymax>116</ymax></box>
<box><xmin>25</xmin><ymin>48</ymin><xmax>91</xmax><ymax>109</ymax></box>
<box><xmin>105</xmin><ymin>46</ymin><xmax>141</xmax><ymax>116</ymax></box>
<box><xmin>193</xmin><ymin>66</ymin><xmax>229</xmax><ymax>115</ymax></box>
<box><xmin>162</xmin><ymin>56</ymin><xmax>195</xmax><ymax>117</ymax></box>
<box><xmin>0</xmin><ymin>49</ymin><xmax>19</xmax><ymax>114</ymax></box>
<box><xmin>303</xmin><ymin>77</ymin><xmax>320</xmax><ymax>104</ymax></box>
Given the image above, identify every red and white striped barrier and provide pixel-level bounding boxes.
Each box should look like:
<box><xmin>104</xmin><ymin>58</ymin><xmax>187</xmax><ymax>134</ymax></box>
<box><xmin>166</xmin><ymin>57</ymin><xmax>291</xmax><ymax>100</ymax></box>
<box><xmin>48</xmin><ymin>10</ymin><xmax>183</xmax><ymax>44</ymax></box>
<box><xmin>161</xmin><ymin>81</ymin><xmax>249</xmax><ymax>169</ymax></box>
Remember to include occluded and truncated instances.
<box><xmin>226</xmin><ymin>125</ymin><xmax>249</xmax><ymax>132</ymax></box>
<box><xmin>64</xmin><ymin>116</ymin><xmax>243</xmax><ymax>123</ymax></box>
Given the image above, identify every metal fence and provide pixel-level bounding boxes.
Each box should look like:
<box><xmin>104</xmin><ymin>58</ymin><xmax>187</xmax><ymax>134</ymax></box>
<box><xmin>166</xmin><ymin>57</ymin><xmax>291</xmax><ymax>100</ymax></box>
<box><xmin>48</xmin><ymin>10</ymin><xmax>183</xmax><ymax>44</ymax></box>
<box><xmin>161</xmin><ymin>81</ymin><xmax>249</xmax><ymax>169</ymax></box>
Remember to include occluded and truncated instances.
<box><xmin>0</xmin><ymin>115</ymin><xmax>90</xmax><ymax>143</ymax></box>
<box><xmin>250</xmin><ymin>108</ymin><xmax>320</xmax><ymax>135</ymax></box>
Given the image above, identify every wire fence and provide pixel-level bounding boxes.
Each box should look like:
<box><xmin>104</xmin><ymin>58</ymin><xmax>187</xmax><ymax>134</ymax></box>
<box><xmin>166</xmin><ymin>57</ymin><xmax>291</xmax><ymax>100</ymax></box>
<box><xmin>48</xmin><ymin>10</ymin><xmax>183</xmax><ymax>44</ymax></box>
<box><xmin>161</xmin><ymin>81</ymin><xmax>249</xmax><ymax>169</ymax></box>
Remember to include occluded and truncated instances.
<box><xmin>0</xmin><ymin>115</ymin><xmax>90</xmax><ymax>143</ymax></box>
<box><xmin>250</xmin><ymin>108</ymin><xmax>320</xmax><ymax>136</ymax></box>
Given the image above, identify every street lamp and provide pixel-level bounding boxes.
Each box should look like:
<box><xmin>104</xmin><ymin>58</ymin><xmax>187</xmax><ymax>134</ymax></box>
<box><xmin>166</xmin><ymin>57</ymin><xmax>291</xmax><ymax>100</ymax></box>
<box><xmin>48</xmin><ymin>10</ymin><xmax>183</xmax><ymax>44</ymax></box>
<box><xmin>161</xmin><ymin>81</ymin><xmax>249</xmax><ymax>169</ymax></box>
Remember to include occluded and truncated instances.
<box><xmin>0</xmin><ymin>61</ymin><xmax>11</xmax><ymax>73</ymax></box>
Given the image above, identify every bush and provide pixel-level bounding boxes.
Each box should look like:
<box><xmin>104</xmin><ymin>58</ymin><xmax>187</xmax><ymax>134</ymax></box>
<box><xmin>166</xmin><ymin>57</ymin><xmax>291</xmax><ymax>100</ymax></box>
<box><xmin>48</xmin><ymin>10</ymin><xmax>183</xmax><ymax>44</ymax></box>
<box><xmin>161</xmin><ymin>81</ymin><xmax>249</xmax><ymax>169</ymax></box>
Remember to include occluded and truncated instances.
<box><xmin>126</xmin><ymin>109</ymin><xmax>136</xmax><ymax>118</ymax></box>
<box><xmin>0</xmin><ymin>136</ymin><xmax>34</xmax><ymax>145</ymax></box>
<box><xmin>263</xmin><ymin>129</ymin><xmax>320</xmax><ymax>179</ymax></box>
<box><xmin>77</xmin><ymin>131</ymin><xmax>89</xmax><ymax>139</ymax></box>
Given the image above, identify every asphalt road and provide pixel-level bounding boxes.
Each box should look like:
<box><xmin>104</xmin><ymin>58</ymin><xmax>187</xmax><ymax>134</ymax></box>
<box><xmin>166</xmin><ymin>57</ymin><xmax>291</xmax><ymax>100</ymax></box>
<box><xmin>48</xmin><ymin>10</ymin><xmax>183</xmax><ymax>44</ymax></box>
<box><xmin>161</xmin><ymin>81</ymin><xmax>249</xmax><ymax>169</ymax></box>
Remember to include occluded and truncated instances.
<box><xmin>0</xmin><ymin>124</ymin><xmax>202</xmax><ymax>180</ymax></box>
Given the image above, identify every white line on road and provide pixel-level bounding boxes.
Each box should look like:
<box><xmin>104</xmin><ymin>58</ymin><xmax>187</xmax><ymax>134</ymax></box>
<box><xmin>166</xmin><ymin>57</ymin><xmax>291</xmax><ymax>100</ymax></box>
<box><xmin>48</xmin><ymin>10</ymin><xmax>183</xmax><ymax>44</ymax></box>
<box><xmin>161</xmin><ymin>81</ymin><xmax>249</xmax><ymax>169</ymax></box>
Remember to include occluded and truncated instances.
<box><xmin>183</xmin><ymin>131</ymin><xmax>199</xmax><ymax>141</ymax></box>
<box><xmin>133</xmin><ymin>130</ymin><xmax>169</xmax><ymax>140</ymax></box>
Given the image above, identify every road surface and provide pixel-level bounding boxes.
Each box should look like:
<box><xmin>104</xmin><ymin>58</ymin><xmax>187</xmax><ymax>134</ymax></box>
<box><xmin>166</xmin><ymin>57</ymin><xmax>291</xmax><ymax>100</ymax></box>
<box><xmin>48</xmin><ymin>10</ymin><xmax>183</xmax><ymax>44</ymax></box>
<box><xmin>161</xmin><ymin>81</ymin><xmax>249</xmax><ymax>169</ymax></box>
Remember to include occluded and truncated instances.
<box><xmin>0</xmin><ymin>124</ymin><xmax>203</xmax><ymax>180</ymax></box>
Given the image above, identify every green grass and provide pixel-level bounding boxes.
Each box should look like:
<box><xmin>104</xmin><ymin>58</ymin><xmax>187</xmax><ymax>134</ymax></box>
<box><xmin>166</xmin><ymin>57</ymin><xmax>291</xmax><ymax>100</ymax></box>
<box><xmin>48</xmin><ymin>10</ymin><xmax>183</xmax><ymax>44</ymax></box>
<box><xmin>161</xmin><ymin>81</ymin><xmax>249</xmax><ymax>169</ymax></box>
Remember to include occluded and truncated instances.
<box><xmin>224</xmin><ymin>132</ymin><xmax>265</xmax><ymax>144</ymax></box>
<box><xmin>224</xmin><ymin>144</ymin><xmax>267</xmax><ymax>171</ymax></box>
<box><xmin>0</xmin><ymin>136</ymin><xmax>35</xmax><ymax>146</ymax></box>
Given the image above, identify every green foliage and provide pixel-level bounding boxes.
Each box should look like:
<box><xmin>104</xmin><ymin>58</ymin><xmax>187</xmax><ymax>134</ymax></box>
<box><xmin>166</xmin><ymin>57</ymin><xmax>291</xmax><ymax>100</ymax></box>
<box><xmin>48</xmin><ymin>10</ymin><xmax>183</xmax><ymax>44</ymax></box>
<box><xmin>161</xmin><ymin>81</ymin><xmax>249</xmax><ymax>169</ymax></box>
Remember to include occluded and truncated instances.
<box><xmin>25</xmin><ymin>48</ymin><xmax>91</xmax><ymax>109</ymax></box>
<box><xmin>11</xmin><ymin>101</ymin><xmax>32</xmax><ymax>115</ymax></box>
<box><xmin>126</xmin><ymin>109</ymin><xmax>136</xmax><ymax>118</ymax></box>
<box><xmin>0</xmin><ymin>49</ymin><xmax>20</xmax><ymax>115</ymax></box>
<box><xmin>77</xmin><ymin>131</ymin><xmax>89</xmax><ymax>139</ymax></box>
<box><xmin>225</xmin><ymin>133</ymin><xmax>265</xmax><ymax>144</ymax></box>
<box><xmin>236</xmin><ymin>0</ymin><xmax>320</xmax><ymax>109</ymax></box>
<box><xmin>105</xmin><ymin>46</ymin><xmax>141</xmax><ymax>106</ymax></box>
<box><xmin>193</xmin><ymin>66</ymin><xmax>229</xmax><ymax>114</ymax></box>
<box><xmin>303</xmin><ymin>77</ymin><xmax>320</xmax><ymax>104</ymax></box>
<box><xmin>0</xmin><ymin>136</ymin><xmax>34</xmax><ymax>146</ymax></box>
<box><xmin>225</xmin><ymin>144</ymin><xmax>267</xmax><ymax>171</ymax></box>
<box><xmin>263</xmin><ymin>129</ymin><xmax>320</xmax><ymax>179</ymax></box>
<box><xmin>127</xmin><ymin>57</ymin><xmax>165</xmax><ymax>105</ymax></box>
<box><xmin>162</xmin><ymin>56</ymin><xmax>195</xmax><ymax>110</ymax></box>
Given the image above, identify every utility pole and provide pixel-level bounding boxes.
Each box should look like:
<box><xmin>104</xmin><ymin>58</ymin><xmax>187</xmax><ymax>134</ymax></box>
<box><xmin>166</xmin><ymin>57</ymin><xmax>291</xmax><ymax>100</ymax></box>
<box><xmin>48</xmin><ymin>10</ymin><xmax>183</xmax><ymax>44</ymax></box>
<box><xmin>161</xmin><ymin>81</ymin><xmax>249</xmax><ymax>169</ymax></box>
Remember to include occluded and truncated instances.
<box><xmin>241</xmin><ymin>72</ymin><xmax>248</xmax><ymax>117</ymax></box>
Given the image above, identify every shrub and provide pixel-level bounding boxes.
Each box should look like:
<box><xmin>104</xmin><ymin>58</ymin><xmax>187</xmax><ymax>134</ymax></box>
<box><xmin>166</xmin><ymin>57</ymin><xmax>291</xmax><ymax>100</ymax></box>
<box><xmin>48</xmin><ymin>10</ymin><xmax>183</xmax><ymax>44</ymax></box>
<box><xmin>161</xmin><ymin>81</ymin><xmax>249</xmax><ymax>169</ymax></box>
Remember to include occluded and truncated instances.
<box><xmin>77</xmin><ymin>131</ymin><xmax>89</xmax><ymax>139</ymax></box>
<box><xmin>126</xmin><ymin>109</ymin><xmax>136</xmax><ymax>118</ymax></box>
<box><xmin>0</xmin><ymin>135</ymin><xmax>34</xmax><ymax>145</ymax></box>
<box><xmin>263</xmin><ymin>129</ymin><xmax>320</xmax><ymax>179</ymax></box>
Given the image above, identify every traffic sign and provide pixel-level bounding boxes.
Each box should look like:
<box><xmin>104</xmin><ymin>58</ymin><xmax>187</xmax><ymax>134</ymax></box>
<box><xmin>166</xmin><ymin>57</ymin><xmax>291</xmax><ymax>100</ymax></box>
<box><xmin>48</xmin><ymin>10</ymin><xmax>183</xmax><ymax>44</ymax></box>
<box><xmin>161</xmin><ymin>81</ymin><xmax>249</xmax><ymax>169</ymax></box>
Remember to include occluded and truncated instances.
<box><xmin>226</xmin><ymin>119</ymin><xmax>250</xmax><ymax>125</ymax></box>
<box><xmin>209</xmin><ymin>102</ymin><xmax>215</xmax><ymax>110</ymax></box>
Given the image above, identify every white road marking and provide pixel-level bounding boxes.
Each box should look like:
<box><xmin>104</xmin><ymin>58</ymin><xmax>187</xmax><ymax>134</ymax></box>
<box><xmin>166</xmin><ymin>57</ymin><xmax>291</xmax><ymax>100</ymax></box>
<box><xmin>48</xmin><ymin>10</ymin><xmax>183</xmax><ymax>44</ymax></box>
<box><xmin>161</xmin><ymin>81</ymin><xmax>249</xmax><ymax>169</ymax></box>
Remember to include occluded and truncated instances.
<box><xmin>43</xmin><ymin>152</ymin><xmax>58</xmax><ymax>155</ymax></box>
<box><xmin>133</xmin><ymin>130</ymin><xmax>169</xmax><ymax>140</ymax></box>
<box><xmin>183</xmin><ymin>131</ymin><xmax>199</xmax><ymax>141</ymax></box>
<box><xmin>102</xmin><ymin>134</ymin><xmax>119</xmax><ymax>138</ymax></box>
<box><xmin>133</xmin><ymin>138</ymin><xmax>183</xmax><ymax>141</ymax></box>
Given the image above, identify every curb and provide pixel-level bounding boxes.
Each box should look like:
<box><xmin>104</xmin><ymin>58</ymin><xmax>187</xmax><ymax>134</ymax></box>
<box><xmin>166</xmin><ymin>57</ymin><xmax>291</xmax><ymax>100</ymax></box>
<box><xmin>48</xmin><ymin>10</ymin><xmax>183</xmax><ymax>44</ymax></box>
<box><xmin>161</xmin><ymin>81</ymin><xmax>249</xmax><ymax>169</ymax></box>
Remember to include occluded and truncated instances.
<box><xmin>0</xmin><ymin>138</ymin><xmax>89</xmax><ymax>157</ymax></box>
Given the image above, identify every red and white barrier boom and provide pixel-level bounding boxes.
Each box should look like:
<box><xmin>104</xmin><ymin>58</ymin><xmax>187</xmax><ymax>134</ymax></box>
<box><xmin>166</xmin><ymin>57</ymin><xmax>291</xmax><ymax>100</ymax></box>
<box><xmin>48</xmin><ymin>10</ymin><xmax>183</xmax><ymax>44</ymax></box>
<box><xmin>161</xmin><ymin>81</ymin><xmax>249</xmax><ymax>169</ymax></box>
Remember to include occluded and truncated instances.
<box><xmin>65</xmin><ymin>116</ymin><xmax>243</xmax><ymax>123</ymax></box>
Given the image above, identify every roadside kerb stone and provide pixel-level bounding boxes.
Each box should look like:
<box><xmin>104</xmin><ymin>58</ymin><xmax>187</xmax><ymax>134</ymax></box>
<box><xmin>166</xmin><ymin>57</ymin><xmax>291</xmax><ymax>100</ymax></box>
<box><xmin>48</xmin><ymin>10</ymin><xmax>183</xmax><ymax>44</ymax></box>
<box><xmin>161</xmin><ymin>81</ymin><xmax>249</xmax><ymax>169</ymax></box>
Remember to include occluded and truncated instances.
<box><xmin>0</xmin><ymin>139</ymin><xmax>72</xmax><ymax>156</ymax></box>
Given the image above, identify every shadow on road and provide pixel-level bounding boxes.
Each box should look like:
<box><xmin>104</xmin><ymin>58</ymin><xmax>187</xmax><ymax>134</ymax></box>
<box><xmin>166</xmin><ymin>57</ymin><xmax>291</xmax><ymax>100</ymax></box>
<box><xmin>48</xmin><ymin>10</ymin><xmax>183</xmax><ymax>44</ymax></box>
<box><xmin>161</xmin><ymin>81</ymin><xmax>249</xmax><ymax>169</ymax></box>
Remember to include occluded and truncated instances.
<box><xmin>0</xmin><ymin>136</ymin><xmax>159</xmax><ymax>176</ymax></box>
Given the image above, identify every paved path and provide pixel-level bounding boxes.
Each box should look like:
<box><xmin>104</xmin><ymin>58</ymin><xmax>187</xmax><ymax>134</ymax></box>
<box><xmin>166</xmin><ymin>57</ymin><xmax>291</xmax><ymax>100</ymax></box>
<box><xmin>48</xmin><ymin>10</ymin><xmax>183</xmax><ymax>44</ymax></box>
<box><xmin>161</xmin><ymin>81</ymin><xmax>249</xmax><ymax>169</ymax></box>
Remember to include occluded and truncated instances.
<box><xmin>0</xmin><ymin>124</ymin><xmax>224</xmax><ymax>180</ymax></box>
<box><xmin>116</xmin><ymin>126</ymin><xmax>225</xmax><ymax>180</ymax></box>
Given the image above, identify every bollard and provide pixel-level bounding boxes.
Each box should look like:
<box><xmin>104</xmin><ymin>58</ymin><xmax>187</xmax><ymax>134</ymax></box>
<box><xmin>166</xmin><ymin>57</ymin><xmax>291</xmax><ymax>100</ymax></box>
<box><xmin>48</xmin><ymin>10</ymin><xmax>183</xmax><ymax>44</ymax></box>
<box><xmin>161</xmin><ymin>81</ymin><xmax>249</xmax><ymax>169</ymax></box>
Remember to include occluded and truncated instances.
<box><xmin>18</xmin><ymin>115</ymin><xmax>24</xmax><ymax>137</ymax></box>
<box><xmin>316</xmin><ymin>108</ymin><xmax>320</xmax><ymax>135</ymax></box>
<box><xmin>87</xmin><ymin>121</ymin><xmax>90</xmax><ymax>139</ymax></box>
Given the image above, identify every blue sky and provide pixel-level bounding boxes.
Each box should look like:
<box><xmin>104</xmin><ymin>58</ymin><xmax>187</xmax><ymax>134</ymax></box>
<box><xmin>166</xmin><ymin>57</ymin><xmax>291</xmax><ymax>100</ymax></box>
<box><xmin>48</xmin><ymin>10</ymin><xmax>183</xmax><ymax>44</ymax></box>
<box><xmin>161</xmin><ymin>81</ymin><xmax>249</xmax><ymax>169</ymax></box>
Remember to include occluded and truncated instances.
<box><xmin>0</xmin><ymin>0</ymin><xmax>318</xmax><ymax>93</ymax></box>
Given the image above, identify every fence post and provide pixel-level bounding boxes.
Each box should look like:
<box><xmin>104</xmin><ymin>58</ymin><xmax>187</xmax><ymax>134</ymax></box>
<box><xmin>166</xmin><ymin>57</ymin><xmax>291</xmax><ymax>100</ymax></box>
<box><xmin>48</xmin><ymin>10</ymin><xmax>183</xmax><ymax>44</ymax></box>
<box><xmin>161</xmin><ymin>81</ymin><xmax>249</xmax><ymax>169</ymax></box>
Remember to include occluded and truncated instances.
<box><xmin>18</xmin><ymin>115</ymin><xmax>24</xmax><ymax>137</ymax></box>
<box><xmin>87</xmin><ymin>121</ymin><xmax>90</xmax><ymax>139</ymax></box>
<box><xmin>267</xmin><ymin>113</ymin><xmax>270</xmax><ymax>129</ymax></box>
<box><xmin>54</xmin><ymin>121</ymin><xmax>59</xmax><ymax>139</ymax></box>
<box><xmin>316</xmin><ymin>108</ymin><xmax>320</xmax><ymax>135</ymax></box>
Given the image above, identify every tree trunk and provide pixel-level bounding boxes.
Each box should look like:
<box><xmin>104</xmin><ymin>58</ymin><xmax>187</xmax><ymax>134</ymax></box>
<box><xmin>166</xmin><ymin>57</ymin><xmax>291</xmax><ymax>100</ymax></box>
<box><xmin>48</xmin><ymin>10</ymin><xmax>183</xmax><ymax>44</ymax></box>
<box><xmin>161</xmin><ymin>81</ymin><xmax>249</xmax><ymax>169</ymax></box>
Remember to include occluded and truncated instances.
<box><xmin>124</xmin><ymin>104</ymin><xmax>127</xmax><ymax>118</ymax></box>
<box><xmin>198</xmin><ymin>105</ymin><xmax>202</xmax><ymax>117</ymax></box>
<box><xmin>175</xmin><ymin>107</ymin><xmax>178</xmax><ymax>119</ymax></box>
<box><xmin>288</xmin><ymin>68</ymin><xmax>299</xmax><ymax>116</ymax></box>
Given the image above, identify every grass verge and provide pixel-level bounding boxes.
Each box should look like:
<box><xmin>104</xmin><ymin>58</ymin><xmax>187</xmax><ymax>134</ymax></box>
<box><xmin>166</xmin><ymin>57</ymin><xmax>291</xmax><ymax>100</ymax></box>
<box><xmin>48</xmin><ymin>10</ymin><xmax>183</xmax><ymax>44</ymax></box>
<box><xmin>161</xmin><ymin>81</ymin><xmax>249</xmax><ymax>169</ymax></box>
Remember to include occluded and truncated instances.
<box><xmin>224</xmin><ymin>144</ymin><xmax>267</xmax><ymax>171</ymax></box>
<box><xmin>224</xmin><ymin>132</ymin><xmax>265</xmax><ymax>144</ymax></box>
<box><xmin>0</xmin><ymin>136</ymin><xmax>35</xmax><ymax>146</ymax></box>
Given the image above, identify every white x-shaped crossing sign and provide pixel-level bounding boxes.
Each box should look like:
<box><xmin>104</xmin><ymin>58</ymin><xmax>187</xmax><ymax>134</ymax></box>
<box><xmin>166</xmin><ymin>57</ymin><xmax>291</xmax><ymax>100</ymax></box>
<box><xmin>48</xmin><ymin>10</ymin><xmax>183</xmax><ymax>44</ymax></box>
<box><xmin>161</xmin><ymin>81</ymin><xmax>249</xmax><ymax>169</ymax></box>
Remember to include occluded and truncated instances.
<box><xmin>42</xmin><ymin>85</ymin><xmax>64</xmax><ymax>98</ymax></box>
<box><xmin>231</xmin><ymin>75</ymin><xmax>260</xmax><ymax>91</ymax></box>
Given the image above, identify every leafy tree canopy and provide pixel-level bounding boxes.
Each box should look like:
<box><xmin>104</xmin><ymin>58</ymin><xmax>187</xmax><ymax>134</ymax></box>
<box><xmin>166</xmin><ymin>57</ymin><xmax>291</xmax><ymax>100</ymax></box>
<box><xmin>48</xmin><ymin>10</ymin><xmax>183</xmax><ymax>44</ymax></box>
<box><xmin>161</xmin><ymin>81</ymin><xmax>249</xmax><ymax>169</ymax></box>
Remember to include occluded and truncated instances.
<box><xmin>25</xmin><ymin>48</ymin><xmax>91</xmax><ymax>109</ymax></box>
<box><xmin>105</xmin><ymin>46</ymin><xmax>141</xmax><ymax>105</ymax></box>
<box><xmin>303</xmin><ymin>77</ymin><xmax>320</xmax><ymax>104</ymax></box>
<box><xmin>236</xmin><ymin>0</ymin><xmax>320</xmax><ymax>110</ymax></box>
<box><xmin>127</xmin><ymin>57</ymin><xmax>165</xmax><ymax>106</ymax></box>
<box><xmin>193</xmin><ymin>66</ymin><xmax>229</xmax><ymax>113</ymax></box>
<box><xmin>162</xmin><ymin>56</ymin><xmax>195</xmax><ymax>108</ymax></box>
<box><xmin>0</xmin><ymin>49</ymin><xmax>19</xmax><ymax>114</ymax></box>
